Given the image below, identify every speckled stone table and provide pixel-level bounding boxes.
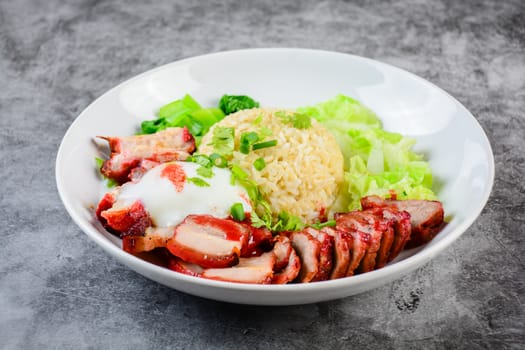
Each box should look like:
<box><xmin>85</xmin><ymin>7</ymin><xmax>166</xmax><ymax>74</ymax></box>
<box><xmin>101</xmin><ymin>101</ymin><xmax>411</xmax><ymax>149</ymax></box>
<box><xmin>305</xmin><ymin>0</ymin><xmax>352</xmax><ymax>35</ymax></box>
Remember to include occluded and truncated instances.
<box><xmin>1</xmin><ymin>0</ymin><xmax>524</xmax><ymax>349</ymax></box>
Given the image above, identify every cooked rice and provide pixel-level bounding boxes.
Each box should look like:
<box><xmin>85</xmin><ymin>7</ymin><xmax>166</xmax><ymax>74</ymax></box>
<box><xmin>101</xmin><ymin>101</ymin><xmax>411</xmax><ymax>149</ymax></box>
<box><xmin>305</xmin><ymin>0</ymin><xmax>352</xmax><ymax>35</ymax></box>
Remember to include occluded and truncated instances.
<box><xmin>198</xmin><ymin>108</ymin><xmax>344</xmax><ymax>224</ymax></box>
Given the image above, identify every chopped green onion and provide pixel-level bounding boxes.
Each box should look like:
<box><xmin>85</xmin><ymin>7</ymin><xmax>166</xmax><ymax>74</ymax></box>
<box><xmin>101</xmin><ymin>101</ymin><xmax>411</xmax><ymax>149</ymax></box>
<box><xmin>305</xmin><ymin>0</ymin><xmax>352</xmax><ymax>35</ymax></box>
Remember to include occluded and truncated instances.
<box><xmin>239</xmin><ymin>131</ymin><xmax>260</xmax><ymax>154</ymax></box>
<box><xmin>253</xmin><ymin>157</ymin><xmax>266</xmax><ymax>171</ymax></box>
<box><xmin>252</xmin><ymin>139</ymin><xmax>277</xmax><ymax>150</ymax></box>
<box><xmin>209</xmin><ymin>153</ymin><xmax>229</xmax><ymax>168</ymax></box>
<box><xmin>186</xmin><ymin>177</ymin><xmax>210</xmax><ymax>187</ymax></box>
<box><xmin>230</xmin><ymin>203</ymin><xmax>246</xmax><ymax>221</ymax></box>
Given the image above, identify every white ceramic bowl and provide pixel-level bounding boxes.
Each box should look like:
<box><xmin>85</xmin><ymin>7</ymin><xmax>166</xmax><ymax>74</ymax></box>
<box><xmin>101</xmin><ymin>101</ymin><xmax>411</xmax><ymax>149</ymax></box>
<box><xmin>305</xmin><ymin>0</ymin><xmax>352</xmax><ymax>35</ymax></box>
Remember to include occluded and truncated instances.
<box><xmin>56</xmin><ymin>48</ymin><xmax>494</xmax><ymax>305</ymax></box>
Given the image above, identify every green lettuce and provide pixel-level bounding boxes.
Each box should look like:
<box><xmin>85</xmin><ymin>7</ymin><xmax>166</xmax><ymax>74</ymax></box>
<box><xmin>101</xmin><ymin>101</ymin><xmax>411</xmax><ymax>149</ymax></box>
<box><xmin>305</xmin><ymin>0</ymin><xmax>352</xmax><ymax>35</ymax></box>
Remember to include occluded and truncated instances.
<box><xmin>298</xmin><ymin>94</ymin><xmax>437</xmax><ymax>210</ymax></box>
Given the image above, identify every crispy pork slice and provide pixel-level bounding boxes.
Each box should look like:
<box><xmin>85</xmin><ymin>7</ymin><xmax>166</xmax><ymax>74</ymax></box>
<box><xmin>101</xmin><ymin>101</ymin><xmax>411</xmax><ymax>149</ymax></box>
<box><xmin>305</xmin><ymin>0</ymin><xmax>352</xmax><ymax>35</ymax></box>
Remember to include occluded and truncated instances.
<box><xmin>201</xmin><ymin>252</ymin><xmax>275</xmax><ymax>284</ymax></box>
<box><xmin>122</xmin><ymin>226</ymin><xmax>175</xmax><ymax>254</ymax></box>
<box><xmin>361</xmin><ymin>196</ymin><xmax>444</xmax><ymax>248</ymax></box>
<box><xmin>98</xmin><ymin>127</ymin><xmax>195</xmax><ymax>184</ymax></box>
<box><xmin>290</xmin><ymin>231</ymin><xmax>321</xmax><ymax>283</ymax></box>
<box><xmin>304</xmin><ymin>228</ymin><xmax>334</xmax><ymax>282</ymax></box>
<box><xmin>166</xmin><ymin>215</ymin><xmax>250</xmax><ymax>268</ymax></box>
<box><xmin>321</xmin><ymin>227</ymin><xmax>351</xmax><ymax>280</ymax></box>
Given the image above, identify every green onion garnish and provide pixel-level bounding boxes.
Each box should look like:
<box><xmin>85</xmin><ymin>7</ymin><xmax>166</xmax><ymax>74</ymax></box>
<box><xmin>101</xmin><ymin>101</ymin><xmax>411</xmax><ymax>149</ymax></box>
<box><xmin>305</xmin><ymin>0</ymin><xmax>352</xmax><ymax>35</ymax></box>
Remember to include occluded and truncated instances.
<box><xmin>253</xmin><ymin>157</ymin><xmax>266</xmax><ymax>171</ymax></box>
<box><xmin>239</xmin><ymin>131</ymin><xmax>260</xmax><ymax>154</ymax></box>
<box><xmin>230</xmin><ymin>202</ymin><xmax>245</xmax><ymax>221</ymax></box>
<box><xmin>252</xmin><ymin>140</ymin><xmax>277</xmax><ymax>150</ymax></box>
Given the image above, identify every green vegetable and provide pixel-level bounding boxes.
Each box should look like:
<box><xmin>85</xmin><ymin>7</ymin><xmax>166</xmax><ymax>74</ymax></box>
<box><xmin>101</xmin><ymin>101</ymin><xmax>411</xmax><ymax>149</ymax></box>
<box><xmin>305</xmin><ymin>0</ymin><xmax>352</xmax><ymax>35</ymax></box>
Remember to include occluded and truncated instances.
<box><xmin>186</xmin><ymin>177</ymin><xmax>210</xmax><ymax>187</ymax></box>
<box><xmin>140</xmin><ymin>94</ymin><xmax>225</xmax><ymax>142</ymax></box>
<box><xmin>209</xmin><ymin>153</ymin><xmax>229</xmax><ymax>168</ymax></box>
<box><xmin>230</xmin><ymin>203</ymin><xmax>246</xmax><ymax>222</ymax></box>
<box><xmin>252</xmin><ymin>140</ymin><xmax>277</xmax><ymax>150</ymax></box>
<box><xmin>276</xmin><ymin>111</ymin><xmax>312</xmax><ymax>129</ymax></box>
<box><xmin>239</xmin><ymin>131</ymin><xmax>260</xmax><ymax>154</ymax></box>
<box><xmin>253</xmin><ymin>157</ymin><xmax>266</xmax><ymax>171</ymax></box>
<box><xmin>196</xmin><ymin>166</ymin><xmax>214</xmax><ymax>178</ymax></box>
<box><xmin>298</xmin><ymin>94</ymin><xmax>437</xmax><ymax>210</ymax></box>
<box><xmin>208</xmin><ymin>127</ymin><xmax>235</xmax><ymax>157</ymax></box>
<box><xmin>219</xmin><ymin>95</ymin><xmax>260</xmax><ymax>115</ymax></box>
<box><xmin>272</xmin><ymin>211</ymin><xmax>305</xmax><ymax>232</ymax></box>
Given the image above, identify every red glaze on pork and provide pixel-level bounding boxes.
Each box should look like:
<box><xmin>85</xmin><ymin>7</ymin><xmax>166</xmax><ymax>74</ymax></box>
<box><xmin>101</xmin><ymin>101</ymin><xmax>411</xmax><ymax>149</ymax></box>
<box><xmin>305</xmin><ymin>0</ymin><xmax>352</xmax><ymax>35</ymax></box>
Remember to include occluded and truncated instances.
<box><xmin>361</xmin><ymin>195</ymin><xmax>444</xmax><ymax>248</ymax></box>
<box><xmin>304</xmin><ymin>228</ymin><xmax>334</xmax><ymax>282</ymax></box>
<box><xmin>200</xmin><ymin>252</ymin><xmax>276</xmax><ymax>284</ymax></box>
<box><xmin>321</xmin><ymin>227</ymin><xmax>351</xmax><ymax>280</ymax></box>
<box><xmin>122</xmin><ymin>226</ymin><xmax>175</xmax><ymax>254</ymax></box>
<box><xmin>99</xmin><ymin>198</ymin><xmax>152</xmax><ymax>237</ymax></box>
<box><xmin>290</xmin><ymin>230</ymin><xmax>321</xmax><ymax>283</ymax></box>
<box><xmin>98</xmin><ymin>127</ymin><xmax>195</xmax><ymax>184</ymax></box>
<box><xmin>166</xmin><ymin>215</ymin><xmax>249</xmax><ymax>269</ymax></box>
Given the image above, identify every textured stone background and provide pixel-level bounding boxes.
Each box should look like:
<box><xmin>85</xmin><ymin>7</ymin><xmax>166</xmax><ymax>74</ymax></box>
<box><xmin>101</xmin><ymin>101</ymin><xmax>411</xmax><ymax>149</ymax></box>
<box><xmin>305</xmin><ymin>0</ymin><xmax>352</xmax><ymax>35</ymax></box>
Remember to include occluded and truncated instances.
<box><xmin>1</xmin><ymin>0</ymin><xmax>524</xmax><ymax>349</ymax></box>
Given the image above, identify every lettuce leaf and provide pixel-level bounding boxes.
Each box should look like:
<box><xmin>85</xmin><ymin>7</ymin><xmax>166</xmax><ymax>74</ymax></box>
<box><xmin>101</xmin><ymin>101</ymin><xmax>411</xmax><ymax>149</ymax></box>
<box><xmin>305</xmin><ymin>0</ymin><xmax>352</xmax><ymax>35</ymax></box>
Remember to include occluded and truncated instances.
<box><xmin>299</xmin><ymin>94</ymin><xmax>437</xmax><ymax>210</ymax></box>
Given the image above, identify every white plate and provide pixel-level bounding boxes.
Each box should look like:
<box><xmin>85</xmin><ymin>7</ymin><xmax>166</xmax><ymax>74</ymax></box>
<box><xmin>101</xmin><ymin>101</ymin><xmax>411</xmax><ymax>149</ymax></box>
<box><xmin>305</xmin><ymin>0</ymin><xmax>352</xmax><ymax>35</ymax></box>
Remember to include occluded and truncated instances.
<box><xmin>56</xmin><ymin>48</ymin><xmax>494</xmax><ymax>305</ymax></box>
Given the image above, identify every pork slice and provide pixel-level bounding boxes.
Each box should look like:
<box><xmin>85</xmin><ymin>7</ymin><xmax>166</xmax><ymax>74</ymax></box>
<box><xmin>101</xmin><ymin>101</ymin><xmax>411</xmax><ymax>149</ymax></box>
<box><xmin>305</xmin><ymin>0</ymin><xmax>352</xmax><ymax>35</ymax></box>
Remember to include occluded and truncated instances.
<box><xmin>361</xmin><ymin>195</ymin><xmax>444</xmax><ymax>248</ymax></box>
<box><xmin>335</xmin><ymin>212</ymin><xmax>372</xmax><ymax>276</ymax></box>
<box><xmin>99</xmin><ymin>198</ymin><xmax>152</xmax><ymax>237</ymax></box>
<box><xmin>304</xmin><ymin>228</ymin><xmax>334</xmax><ymax>282</ymax></box>
<box><xmin>202</xmin><ymin>252</ymin><xmax>275</xmax><ymax>284</ymax></box>
<box><xmin>322</xmin><ymin>227</ymin><xmax>351</xmax><ymax>280</ymax></box>
<box><xmin>168</xmin><ymin>257</ymin><xmax>204</xmax><ymax>277</ymax></box>
<box><xmin>380</xmin><ymin>207</ymin><xmax>411</xmax><ymax>263</ymax></box>
<box><xmin>98</xmin><ymin>127</ymin><xmax>195</xmax><ymax>184</ymax></box>
<box><xmin>336</xmin><ymin>211</ymin><xmax>386</xmax><ymax>274</ymax></box>
<box><xmin>290</xmin><ymin>231</ymin><xmax>321</xmax><ymax>283</ymax></box>
<box><xmin>241</xmin><ymin>225</ymin><xmax>273</xmax><ymax>258</ymax></box>
<box><xmin>272</xmin><ymin>237</ymin><xmax>301</xmax><ymax>284</ymax></box>
<box><xmin>166</xmin><ymin>215</ymin><xmax>249</xmax><ymax>268</ymax></box>
<box><xmin>272</xmin><ymin>235</ymin><xmax>293</xmax><ymax>272</ymax></box>
<box><xmin>122</xmin><ymin>226</ymin><xmax>175</xmax><ymax>254</ymax></box>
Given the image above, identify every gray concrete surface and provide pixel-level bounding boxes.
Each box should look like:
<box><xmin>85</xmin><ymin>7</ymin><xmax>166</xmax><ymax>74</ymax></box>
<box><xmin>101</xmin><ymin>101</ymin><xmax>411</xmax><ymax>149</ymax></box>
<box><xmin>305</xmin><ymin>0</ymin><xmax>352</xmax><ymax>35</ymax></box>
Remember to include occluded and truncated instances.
<box><xmin>1</xmin><ymin>0</ymin><xmax>524</xmax><ymax>349</ymax></box>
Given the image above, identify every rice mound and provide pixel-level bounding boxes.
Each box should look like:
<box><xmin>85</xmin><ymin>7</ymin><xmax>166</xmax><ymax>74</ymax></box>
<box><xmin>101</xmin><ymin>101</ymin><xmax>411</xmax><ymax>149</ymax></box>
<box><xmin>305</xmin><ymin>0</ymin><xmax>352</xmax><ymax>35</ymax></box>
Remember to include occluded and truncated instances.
<box><xmin>198</xmin><ymin>108</ymin><xmax>344</xmax><ymax>224</ymax></box>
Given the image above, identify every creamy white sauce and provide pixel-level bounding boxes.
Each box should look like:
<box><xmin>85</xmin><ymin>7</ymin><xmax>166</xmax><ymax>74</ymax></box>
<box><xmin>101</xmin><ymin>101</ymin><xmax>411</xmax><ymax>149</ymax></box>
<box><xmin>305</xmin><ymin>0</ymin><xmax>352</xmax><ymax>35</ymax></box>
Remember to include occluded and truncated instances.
<box><xmin>115</xmin><ymin>162</ymin><xmax>252</xmax><ymax>227</ymax></box>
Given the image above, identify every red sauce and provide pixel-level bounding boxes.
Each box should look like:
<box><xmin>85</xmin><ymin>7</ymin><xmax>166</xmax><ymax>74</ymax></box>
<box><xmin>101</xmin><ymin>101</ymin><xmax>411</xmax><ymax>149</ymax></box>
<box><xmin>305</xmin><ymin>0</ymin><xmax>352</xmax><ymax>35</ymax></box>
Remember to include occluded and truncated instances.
<box><xmin>160</xmin><ymin>163</ymin><xmax>186</xmax><ymax>192</ymax></box>
<box><xmin>189</xmin><ymin>215</ymin><xmax>245</xmax><ymax>242</ymax></box>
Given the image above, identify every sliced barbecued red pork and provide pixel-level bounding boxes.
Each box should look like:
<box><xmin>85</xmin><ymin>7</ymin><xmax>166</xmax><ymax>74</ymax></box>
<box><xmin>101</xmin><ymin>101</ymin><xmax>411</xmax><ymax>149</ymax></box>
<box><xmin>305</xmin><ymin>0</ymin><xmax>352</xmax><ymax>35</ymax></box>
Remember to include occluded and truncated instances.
<box><xmin>321</xmin><ymin>227</ymin><xmax>351</xmax><ymax>280</ymax></box>
<box><xmin>166</xmin><ymin>215</ymin><xmax>250</xmax><ymax>268</ymax></box>
<box><xmin>272</xmin><ymin>236</ymin><xmax>301</xmax><ymax>284</ymax></box>
<box><xmin>334</xmin><ymin>213</ymin><xmax>372</xmax><ymax>276</ymax></box>
<box><xmin>241</xmin><ymin>225</ymin><xmax>273</xmax><ymax>258</ymax></box>
<box><xmin>171</xmin><ymin>252</ymin><xmax>276</xmax><ymax>284</ymax></box>
<box><xmin>290</xmin><ymin>230</ymin><xmax>321</xmax><ymax>283</ymax></box>
<box><xmin>98</xmin><ymin>127</ymin><xmax>195</xmax><ymax>184</ymax></box>
<box><xmin>376</xmin><ymin>207</ymin><xmax>411</xmax><ymax>264</ymax></box>
<box><xmin>304</xmin><ymin>228</ymin><xmax>334</xmax><ymax>282</ymax></box>
<box><xmin>96</xmin><ymin>191</ymin><xmax>152</xmax><ymax>237</ymax></box>
<box><xmin>122</xmin><ymin>226</ymin><xmax>175</xmax><ymax>254</ymax></box>
<box><xmin>361</xmin><ymin>195</ymin><xmax>444</xmax><ymax>248</ymax></box>
<box><xmin>335</xmin><ymin>211</ymin><xmax>389</xmax><ymax>274</ymax></box>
